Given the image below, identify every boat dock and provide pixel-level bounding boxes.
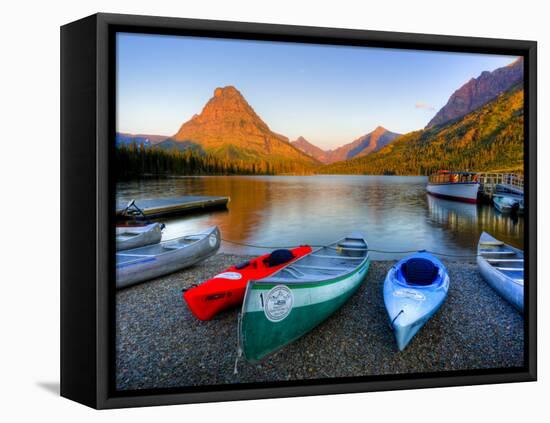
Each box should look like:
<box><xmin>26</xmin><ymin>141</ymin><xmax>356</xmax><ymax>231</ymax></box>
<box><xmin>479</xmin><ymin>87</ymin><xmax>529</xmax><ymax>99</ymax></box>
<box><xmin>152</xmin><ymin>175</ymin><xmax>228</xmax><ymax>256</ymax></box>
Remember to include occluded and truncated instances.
<box><xmin>477</xmin><ymin>173</ymin><xmax>524</xmax><ymax>200</ymax></box>
<box><xmin>116</xmin><ymin>195</ymin><xmax>230</xmax><ymax>219</ymax></box>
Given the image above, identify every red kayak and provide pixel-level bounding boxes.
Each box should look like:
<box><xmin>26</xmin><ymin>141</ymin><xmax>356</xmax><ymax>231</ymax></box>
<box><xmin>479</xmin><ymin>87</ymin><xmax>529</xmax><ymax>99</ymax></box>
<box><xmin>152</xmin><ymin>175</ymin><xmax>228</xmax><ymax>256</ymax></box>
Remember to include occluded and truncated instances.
<box><xmin>183</xmin><ymin>246</ymin><xmax>312</xmax><ymax>320</ymax></box>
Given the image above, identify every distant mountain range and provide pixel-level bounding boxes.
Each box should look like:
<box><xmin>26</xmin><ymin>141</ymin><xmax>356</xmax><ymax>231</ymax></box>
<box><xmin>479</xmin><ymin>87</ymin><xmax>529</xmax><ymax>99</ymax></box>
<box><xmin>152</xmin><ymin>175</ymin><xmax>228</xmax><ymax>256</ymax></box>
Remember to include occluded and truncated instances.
<box><xmin>117</xmin><ymin>88</ymin><xmax>399</xmax><ymax>168</ymax></box>
<box><xmin>320</xmin><ymin>83</ymin><xmax>524</xmax><ymax>175</ymax></box>
<box><xmin>115</xmin><ymin>132</ymin><xmax>168</xmax><ymax>147</ymax></box>
<box><xmin>426</xmin><ymin>57</ymin><xmax>523</xmax><ymax>128</ymax></box>
<box><xmin>117</xmin><ymin>57</ymin><xmax>523</xmax><ymax>175</ymax></box>
<box><xmin>291</xmin><ymin>127</ymin><xmax>401</xmax><ymax>164</ymax></box>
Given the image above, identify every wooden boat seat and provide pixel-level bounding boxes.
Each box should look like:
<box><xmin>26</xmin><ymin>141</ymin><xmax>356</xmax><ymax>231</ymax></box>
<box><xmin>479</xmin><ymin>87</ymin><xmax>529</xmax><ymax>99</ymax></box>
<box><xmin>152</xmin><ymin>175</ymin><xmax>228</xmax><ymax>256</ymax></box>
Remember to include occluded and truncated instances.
<box><xmin>310</xmin><ymin>254</ymin><xmax>362</xmax><ymax>260</ymax></box>
<box><xmin>486</xmin><ymin>259</ymin><xmax>523</xmax><ymax>262</ymax></box>
<box><xmin>293</xmin><ymin>264</ymin><xmax>348</xmax><ymax>272</ymax></box>
<box><xmin>494</xmin><ymin>267</ymin><xmax>523</xmax><ymax>271</ymax></box>
<box><xmin>283</xmin><ymin>267</ymin><xmax>306</xmax><ymax>278</ymax></box>
<box><xmin>328</xmin><ymin>246</ymin><xmax>367</xmax><ymax>251</ymax></box>
<box><xmin>162</xmin><ymin>245</ymin><xmax>180</xmax><ymax>251</ymax></box>
<box><xmin>480</xmin><ymin>241</ymin><xmax>504</xmax><ymax>246</ymax></box>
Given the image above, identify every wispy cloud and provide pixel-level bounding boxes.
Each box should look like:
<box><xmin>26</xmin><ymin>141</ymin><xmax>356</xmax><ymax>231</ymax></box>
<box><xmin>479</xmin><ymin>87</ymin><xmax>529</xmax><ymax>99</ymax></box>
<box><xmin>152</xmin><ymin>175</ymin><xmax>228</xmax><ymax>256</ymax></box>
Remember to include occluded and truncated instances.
<box><xmin>415</xmin><ymin>102</ymin><xmax>435</xmax><ymax>111</ymax></box>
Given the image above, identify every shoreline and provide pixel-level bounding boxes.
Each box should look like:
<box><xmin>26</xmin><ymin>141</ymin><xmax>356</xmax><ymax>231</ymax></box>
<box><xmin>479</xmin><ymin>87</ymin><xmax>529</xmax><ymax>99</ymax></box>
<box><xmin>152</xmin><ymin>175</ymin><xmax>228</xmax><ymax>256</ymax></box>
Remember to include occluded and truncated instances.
<box><xmin>116</xmin><ymin>253</ymin><xmax>524</xmax><ymax>391</ymax></box>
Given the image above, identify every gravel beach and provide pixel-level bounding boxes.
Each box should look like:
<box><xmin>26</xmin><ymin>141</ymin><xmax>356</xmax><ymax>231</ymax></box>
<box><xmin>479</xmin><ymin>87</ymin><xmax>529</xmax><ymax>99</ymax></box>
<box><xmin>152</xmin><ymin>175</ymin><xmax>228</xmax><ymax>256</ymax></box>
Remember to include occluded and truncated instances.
<box><xmin>116</xmin><ymin>253</ymin><xmax>524</xmax><ymax>391</ymax></box>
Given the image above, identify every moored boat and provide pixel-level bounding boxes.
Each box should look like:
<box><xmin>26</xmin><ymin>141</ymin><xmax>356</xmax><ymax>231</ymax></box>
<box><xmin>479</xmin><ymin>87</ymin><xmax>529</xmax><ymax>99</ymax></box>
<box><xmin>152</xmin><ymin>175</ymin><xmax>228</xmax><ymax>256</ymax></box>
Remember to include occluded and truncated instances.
<box><xmin>477</xmin><ymin>232</ymin><xmax>523</xmax><ymax>313</ymax></box>
<box><xmin>239</xmin><ymin>233</ymin><xmax>370</xmax><ymax>362</ymax></box>
<box><xmin>383</xmin><ymin>252</ymin><xmax>449</xmax><ymax>351</ymax></box>
<box><xmin>116</xmin><ymin>222</ymin><xmax>164</xmax><ymax>251</ymax></box>
<box><xmin>493</xmin><ymin>195</ymin><xmax>520</xmax><ymax>214</ymax></box>
<box><xmin>426</xmin><ymin>170</ymin><xmax>480</xmax><ymax>203</ymax></box>
<box><xmin>183</xmin><ymin>245</ymin><xmax>312</xmax><ymax>320</ymax></box>
<box><xmin>116</xmin><ymin>226</ymin><xmax>221</xmax><ymax>289</ymax></box>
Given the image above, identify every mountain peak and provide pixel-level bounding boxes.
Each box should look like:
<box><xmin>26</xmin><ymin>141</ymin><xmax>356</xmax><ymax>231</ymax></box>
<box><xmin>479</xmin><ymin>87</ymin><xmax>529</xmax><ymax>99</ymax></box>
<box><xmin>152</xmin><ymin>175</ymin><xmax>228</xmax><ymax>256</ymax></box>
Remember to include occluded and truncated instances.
<box><xmin>508</xmin><ymin>57</ymin><xmax>524</xmax><ymax>67</ymax></box>
<box><xmin>171</xmin><ymin>86</ymin><xmax>318</xmax><ymax>168</ymax></box>
<box><xmin>213</xmin><ymin>85</ymin><xmax>241</xmax><ymax>98</ymax></box>
<box><xmin>176</xmin><ymin>85</ymin><xmax>271</xmax><ymax>138</ymax></box>
<box><xmin>426</xmin><ymin>57</ymin><xmax>523</xmax><ymax>128</ymax></box>
<box><xmin>373</xmin><ymin>125</ymin><xmax>388</xmax><ymax>133</ymax></box>
<box><xmin>291</xmin><ymin>136</ymin><xmax>329</xmax><ymax>163</ymax></box>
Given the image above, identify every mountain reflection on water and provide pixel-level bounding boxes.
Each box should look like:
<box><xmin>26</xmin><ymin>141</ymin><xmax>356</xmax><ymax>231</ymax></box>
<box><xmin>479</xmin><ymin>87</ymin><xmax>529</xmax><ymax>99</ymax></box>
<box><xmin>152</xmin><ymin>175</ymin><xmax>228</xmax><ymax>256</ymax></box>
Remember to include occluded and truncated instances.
<box><xmin>117</xmin><ymin>175</ymin><xmax>524</xmax><ymax>260</ymax></box>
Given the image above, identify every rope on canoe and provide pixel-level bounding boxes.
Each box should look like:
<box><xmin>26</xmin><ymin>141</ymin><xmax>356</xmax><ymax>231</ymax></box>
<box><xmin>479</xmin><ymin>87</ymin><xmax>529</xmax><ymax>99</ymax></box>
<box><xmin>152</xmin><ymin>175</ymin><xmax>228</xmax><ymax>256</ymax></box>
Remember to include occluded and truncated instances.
<box><xmin>155</xmin><ymin>234</ymin><xmax>481</xmax><ymax>258</ymax></box>
<box><xmin>221</xmin><ymin>238</ymin><xmax>324</xmax><ymax>249</ymax></box>
<box><xmin>390</xmin><ymin>310</ymin><xmax>404</xmax><ymax>330</ymax></box>
<box><xmin>220</xmin><ymin>238</ymin><xmax>482</xmax><ymax>259</ymax></box>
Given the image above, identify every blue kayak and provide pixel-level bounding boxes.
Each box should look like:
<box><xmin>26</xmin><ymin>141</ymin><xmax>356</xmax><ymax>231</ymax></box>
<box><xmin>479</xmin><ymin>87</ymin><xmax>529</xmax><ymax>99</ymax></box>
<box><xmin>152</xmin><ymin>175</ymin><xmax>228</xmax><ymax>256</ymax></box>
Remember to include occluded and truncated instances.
<box><xmin>383</xmin><ymin>252</ymin><xmax>450</xmax><ymax>351</ymax></box>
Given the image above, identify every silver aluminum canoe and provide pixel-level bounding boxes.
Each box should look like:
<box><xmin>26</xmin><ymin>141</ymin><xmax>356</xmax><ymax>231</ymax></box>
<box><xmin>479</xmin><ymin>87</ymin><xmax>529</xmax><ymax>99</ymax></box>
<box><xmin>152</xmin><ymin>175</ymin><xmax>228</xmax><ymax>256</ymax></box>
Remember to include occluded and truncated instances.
<box><xmin>116</xmin><ymin>222</ymin><xmax>163</xmax><ymax>251</ymax></box>
<box><xmin>477</xmin><ymin>231</ymin><xmax>524</xmax><ymax>313</ymax></box>
<box><xmin>116</xmin><ymin>226</ymin><xmax>221</xmax><ymax>289</ymax></box>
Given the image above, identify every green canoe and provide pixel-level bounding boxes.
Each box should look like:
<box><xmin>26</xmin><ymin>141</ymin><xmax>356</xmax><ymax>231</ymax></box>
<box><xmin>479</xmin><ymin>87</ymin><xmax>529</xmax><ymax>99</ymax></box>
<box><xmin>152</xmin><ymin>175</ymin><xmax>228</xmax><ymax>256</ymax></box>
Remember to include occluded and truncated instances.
<box><xmin>239</xmin><ymin>233</ymin><xmax>370</xmax><ymax>362</ymax></box>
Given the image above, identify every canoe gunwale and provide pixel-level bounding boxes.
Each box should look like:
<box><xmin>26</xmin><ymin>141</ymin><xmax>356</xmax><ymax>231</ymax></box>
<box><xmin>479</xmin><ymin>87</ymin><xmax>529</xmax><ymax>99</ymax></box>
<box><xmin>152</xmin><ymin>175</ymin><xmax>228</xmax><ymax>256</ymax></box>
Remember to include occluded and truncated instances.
<box><xmin>248</xmin><ymin>252</ymin><xmax>370</xmax><ymax>287</ymax></box>
<box><xmin>251</xmin><ymin>235</ymin><xmax>369</xmax><ymax>286</ymax></box>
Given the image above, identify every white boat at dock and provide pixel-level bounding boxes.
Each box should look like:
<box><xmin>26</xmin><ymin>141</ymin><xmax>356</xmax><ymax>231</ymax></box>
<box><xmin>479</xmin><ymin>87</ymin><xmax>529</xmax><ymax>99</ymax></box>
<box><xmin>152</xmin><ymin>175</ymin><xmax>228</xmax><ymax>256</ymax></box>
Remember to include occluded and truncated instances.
<box><xmin>426</xmin><ymin>171</ymin><xmax>480</xmax><ymax>203</ymax></box>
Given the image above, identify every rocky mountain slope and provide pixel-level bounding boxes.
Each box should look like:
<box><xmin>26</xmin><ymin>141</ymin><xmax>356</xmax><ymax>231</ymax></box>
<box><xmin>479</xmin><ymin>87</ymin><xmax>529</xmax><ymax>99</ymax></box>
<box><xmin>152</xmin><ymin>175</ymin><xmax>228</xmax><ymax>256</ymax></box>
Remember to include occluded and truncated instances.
<box><xmin>328</xmin><ymin>126</ymin><xmax>401</xmax><ymax>163</ymax></box>
<box><xmin>166</xmin><ymin>86</ymin><xmax>319</xmax><ymax>171</ymax></box>
<box><xmin>319</xmin><ymin>85</ymin><xmax>524</xmax><ymax>175</ymax></box>
<box><xmin>291</xmin><ymin>136</ymin><xmax>330</xmax><ymax>163</ymax></box>
<box><xmin>426</xmin><ymin>57</ymin><xmax>523</xmax><ymax>128</ymax></box>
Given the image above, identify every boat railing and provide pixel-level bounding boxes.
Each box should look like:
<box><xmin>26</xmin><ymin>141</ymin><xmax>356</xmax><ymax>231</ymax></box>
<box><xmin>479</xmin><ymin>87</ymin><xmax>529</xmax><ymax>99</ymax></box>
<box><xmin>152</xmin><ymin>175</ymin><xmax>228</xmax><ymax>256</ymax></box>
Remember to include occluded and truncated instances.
<box><xmin>477</xmin><ymin>172</ymin><xmax>524</xmax><ymax>196</ymax></box>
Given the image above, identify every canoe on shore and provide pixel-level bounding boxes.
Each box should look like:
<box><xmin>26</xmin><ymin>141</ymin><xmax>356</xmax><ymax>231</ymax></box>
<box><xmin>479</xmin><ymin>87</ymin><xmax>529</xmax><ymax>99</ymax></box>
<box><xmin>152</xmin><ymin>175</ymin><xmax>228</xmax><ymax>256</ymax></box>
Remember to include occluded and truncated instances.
<box><xmin>116</xmin><ymin>226</ymin><xmax>221</xmax><ymax>289</ymax></box>
<box><xmin>477</xmin><ymin>232</ymin><xmax>524</xmax><ymax>313</ymax></box>
<box><xmin>183</xmin><ymin>246</ymin><xmax>312</xmax><ymax>320</ymax></box>
<box><xmin>116</xmin><ymin>222</ymin><xmax>163</xmax><ymax>251</ymax></box>
<box><xmin>239</xmin><ymin>233</ymin><xmax>370</xmax><ymax>362</ymax></box>
<box><xmin>383</xmin><ymin>252</ymin><xmax>450</xmax><ymax>351</ymax></box>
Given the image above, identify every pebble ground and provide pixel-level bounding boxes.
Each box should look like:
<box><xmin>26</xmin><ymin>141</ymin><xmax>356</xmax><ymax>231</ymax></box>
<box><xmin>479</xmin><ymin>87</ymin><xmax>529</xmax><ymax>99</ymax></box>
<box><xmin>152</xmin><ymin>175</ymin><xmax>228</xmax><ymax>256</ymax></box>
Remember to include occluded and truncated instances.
<box><xmin>116</xmin><ymin>254</ymin><xmax>524</xmax><ymax>391</ymax></box>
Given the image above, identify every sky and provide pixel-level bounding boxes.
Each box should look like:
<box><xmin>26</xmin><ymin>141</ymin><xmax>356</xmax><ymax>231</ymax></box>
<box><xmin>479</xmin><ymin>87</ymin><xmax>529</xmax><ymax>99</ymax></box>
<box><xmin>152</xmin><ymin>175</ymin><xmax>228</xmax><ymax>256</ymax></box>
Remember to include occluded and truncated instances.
<box><xmin>117</xmin><ymin>33</ymin><xmax>517</xmax><ymax>150</ymax></box>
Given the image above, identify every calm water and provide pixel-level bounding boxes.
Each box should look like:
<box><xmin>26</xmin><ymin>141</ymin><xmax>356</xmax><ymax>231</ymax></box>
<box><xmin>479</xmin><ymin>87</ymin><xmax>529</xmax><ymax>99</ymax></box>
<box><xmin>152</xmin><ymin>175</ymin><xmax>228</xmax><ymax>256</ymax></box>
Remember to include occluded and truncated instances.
<box><xmin>116</xmin><ymin>175</ymin><xmax>524</xmax><ymax>260</ymax></box>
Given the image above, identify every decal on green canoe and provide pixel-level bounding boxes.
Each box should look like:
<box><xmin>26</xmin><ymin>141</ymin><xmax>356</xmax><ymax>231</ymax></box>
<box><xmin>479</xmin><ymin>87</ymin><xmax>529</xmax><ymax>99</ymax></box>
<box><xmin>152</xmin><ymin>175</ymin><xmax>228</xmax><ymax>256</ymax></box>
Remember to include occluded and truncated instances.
<box><xmin>263</xmin><ymin>285</ymin><xmax>294</xmax><ymax>322</ymax></box>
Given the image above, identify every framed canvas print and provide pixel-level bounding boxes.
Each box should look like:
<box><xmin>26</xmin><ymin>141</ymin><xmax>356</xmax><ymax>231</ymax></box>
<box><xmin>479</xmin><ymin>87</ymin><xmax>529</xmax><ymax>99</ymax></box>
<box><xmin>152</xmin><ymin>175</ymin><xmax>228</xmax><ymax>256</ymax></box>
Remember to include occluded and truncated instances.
<box><xmin>60</xmin><ymin>13</ymin><xmax>537</xmax><ymax>409</ymax></box>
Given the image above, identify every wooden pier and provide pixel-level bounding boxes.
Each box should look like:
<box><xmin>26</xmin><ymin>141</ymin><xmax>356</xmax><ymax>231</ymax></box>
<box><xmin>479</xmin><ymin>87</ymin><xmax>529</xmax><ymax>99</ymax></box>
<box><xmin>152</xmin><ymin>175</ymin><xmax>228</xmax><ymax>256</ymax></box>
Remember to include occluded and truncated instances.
<box><xmin>116</xmin><ymin>195</ymin><xmax>230</xmax><ymax>219</ymax></box>
<box><xmin>477</xmin><ymin>173</ymin><xmax>524</xmax><ymax>200</ymax></box>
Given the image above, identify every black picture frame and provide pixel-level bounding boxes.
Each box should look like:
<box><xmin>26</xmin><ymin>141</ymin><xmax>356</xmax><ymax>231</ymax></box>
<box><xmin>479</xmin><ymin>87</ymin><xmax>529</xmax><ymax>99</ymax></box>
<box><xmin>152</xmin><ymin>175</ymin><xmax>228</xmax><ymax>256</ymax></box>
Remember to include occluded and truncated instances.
<box><xmin>61</xmin><ymin>12</ymin><xmax>537</xmax><ymax>409</ymax></box>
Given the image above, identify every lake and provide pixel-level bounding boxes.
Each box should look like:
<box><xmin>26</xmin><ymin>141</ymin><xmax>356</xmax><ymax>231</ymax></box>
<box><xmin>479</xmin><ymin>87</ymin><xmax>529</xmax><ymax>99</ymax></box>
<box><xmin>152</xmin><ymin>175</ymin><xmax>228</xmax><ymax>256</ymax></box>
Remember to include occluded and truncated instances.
<box><xmin>116</xmin><ymin>175</ymin><xmax>524</xmax><ymax>260</ymax></box>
